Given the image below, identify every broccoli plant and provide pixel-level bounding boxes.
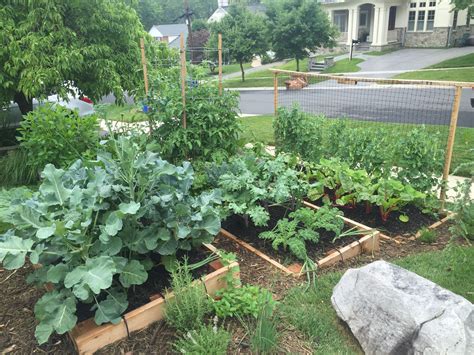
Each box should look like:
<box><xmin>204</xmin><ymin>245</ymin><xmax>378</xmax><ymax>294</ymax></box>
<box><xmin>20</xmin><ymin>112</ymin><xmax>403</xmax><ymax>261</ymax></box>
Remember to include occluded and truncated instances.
<box><xmin>0</xmin><ymin>136</ymin><xmax>222</xmax><ymax>344</ymax></box>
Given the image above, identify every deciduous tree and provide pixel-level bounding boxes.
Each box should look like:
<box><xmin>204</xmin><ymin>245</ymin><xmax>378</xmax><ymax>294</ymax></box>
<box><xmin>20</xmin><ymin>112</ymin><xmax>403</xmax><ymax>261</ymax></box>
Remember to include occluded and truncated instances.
<box><xmin>265</xmin><ymin>0</ymin><xmax>337</xmax><ymax>71</ymax></box>
<box><xmin>0</xmin><ymin>0</ymin><xmax>147</xmax><ymax>114</ymax></box>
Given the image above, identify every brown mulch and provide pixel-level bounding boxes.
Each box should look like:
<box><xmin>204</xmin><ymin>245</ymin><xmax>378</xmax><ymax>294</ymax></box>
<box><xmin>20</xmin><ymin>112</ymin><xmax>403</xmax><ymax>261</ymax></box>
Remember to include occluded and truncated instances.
<box><xmin>0</xmin><ymin>221</ymin><xmax>460</xmax><ymax>355</ymax></box>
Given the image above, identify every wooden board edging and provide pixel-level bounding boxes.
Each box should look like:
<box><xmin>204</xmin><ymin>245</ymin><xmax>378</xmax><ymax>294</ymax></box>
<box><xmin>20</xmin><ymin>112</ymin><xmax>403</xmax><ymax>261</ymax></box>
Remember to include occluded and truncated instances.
<box><xmin>69</xmin><ymin>245</ymin><xmax>239</xmax><ymax>355</ymax></box>
<box><xmin>414</xmin><ymin>212</ymin><xmax>455</xmax><ymax>239</ymax></box>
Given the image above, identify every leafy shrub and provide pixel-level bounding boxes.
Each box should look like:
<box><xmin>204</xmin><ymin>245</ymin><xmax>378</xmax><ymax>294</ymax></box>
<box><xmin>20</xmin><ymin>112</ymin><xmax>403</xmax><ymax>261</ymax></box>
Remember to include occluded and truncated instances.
<box><xmin>18</xmin><ymin>103</ymin><xmax>99</xmax><ymax>172</ymax></box>
<box><xmin>0</xmin><ymin>134</ymin><xmax>222</xmax><ymax>344</ymax></box>
<box><xmin>149</xmin><ymin>84</ymin><xmax>241</xmax><ymax>162</ymax></box>
<box><xmin>214</xmin><ymin>284</ymin><xmax>276</xmax><ymax>318</ymax></box>
<box><xmin>274</xmin><ymin>106</ymin><xmax>324</xmax><ymax>162</ymax></box>
<box><xmin>392</xmin><ymin>127</ymin><xmax>443</xmax><ymax>193</ymax></box>
<box><xmin>418</xmin><ymin>228</ymin><xmax>437</xmax><ymax>243</ymax></box>
<box><xmin>173</xmin><ymin>323</ymin><xmax>231</xmax><ymax>354</ymax></box>
<box><xmin>450</xmin><ymin>177</ymin><xmax>474</xmax><ymax>241</ymax></box>
<box><xmin>164</xmin><ymin>261</ymin><xmax>213</xmax><ymax>332</ymax></box>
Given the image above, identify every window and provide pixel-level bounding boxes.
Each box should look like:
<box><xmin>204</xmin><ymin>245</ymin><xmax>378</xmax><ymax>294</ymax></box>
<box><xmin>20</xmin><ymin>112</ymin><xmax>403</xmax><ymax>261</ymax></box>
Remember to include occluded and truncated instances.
<box><xmin>453</xmin><ymin>10</ymin><xmax>458</xmax><ymax>29</ymax></box>
<box><xmin>429</xmin><ymin>1</ymin><xmax>436</xmax><ymax>7</ymax></box>
<box><xmin>388</xmin><ymin>7</ymin><xmax>397</xmax><ymax>30</ymax></box>
<box><xmin>334</xmin><ymin>11</ymin><xmax>347</xmax><ymax>32</ymax></box>
<box><xmin>410</xmin><ymin>2</ymin><xmax>416</xmax><ymax>8</ymax></box>
<box><xmin>427</xmin><ymin>10</ymin><xmax>435</xmax><ymax>30</ymax></box>
<box><xmin>417</xmin><ymin>11</ymin><xmax>425</xmax><ymax>31</ymax></box>
<box><xmin>408</xmin><ymin>11</ymin><xmax>416</xmax><ymax>31</ymax></box>
<box><xmin>419</xmin><ymin>2</ymin><xmax>426</xmax><ymax>7</ymax></box>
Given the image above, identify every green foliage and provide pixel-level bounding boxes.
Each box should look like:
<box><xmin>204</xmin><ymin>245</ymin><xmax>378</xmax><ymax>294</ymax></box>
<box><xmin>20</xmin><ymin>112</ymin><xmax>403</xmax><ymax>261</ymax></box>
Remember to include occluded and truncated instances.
<box><xmin>149</xmin><ymin>84</ymin><xmax>241</xmax><ymax>163</ymax></box>
<box><xmin>0</xmin><ymin>149</ymin><xmax>38</xmax><ymax>186</ymax></box>
<box><xmin>173</xmin><ymin>323</ymin><xmax>231</xmax><ymax>355</ymax></box>
<box><xmin>18</xmin><ymin>104</ymin><xmax>99</xmax><ymax>172</ymax></box>
<box><xmin>207</xmin><ymin>152</ymin><xmax>307</xmax><ymax>226</ymax></box>
<box><xmin>392</xmin><ymin>128</ymin><xmax>443</xmax><ymax>192</ymax></box>
<box><xmin>275</xmin><ymin>107</ymin><xmax>443</xmax><ymax>193</ymax></box>
<box><xmin>0</xmin><ymin>0</ymin><xmax>147</xmax><ymax>113</ymax></box>
<box><xmin>164</xmin><ymin>261</ymin><xmax>213</xmax><ymax>333</ymax></box>
<box><xmin>418</xmin><ymin>228</ymin><xmax>437</xmax><ymax>244</ymax></box>
<box><xmin>0</xmin><ymin>134</ymin><xmax>222</xmax><ymax>344</ymax></box>
<box><xmin>266</xmin><ymin>0</ymin><xmax>337</xmax><ymax>71</ymax></box>
<box><xmin>208</xmin><ymin>5</ymin><xmax>269</xmax><ymax>81</ymax></box>
<box><xmin>372</xmin><ymin>178</ymin><xmax>426</xmax><ymax>222</ymax></box>
<box><xmin>248</xmin><ymin>295</ymin><xmax>280</xmax><ymax>354</ymax></box>
<box><xmin>214</xmin><ymin>284</ymin><xmax>276</xmax><ymax>319</ymax></box>
<box><xmin>260</xmin><ymin>206</ymin><xmax>344</xmax><ymax>261</ymax></box>
<box><xmin>450</xmin><ymin>177</ymin><xmax>474</xmax><ymax>242</ymax></box>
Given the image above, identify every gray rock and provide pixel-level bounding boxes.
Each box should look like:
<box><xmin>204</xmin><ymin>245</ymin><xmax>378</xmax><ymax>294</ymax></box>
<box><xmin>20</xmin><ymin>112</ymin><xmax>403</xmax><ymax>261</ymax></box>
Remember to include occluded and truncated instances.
<box><xmin>331</xmin><ymin>260</ymin><xmax>474</xmax><ymax>355</ymax></box>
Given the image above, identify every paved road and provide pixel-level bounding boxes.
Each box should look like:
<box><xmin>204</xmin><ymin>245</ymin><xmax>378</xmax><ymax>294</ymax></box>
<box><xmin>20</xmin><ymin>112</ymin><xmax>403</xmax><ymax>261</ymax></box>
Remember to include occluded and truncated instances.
<box><xmin>238</xmin><ymin>84</ymin><xmax>474</xmax><ymax>128</ymax></box>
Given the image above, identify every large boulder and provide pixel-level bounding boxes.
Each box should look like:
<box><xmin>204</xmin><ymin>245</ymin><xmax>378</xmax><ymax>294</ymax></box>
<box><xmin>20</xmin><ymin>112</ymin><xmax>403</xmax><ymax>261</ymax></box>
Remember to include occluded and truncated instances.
<box><xmin>331</xmin><ymin>260</ymin><xmax>474</xmax><ymax>355</ymax></box>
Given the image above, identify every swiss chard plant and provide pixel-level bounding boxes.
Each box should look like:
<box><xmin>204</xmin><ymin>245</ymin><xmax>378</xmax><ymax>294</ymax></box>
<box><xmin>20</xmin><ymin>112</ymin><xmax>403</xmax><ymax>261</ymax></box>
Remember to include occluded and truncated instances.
<box><xmin>0</xmin><ymin>135</ymin><xmax>222</xmax><ymax>344</ymax></box>
<box><xmin>370</xmin><ymin>178</ymin><xmax>425</xmax><ymax>222</ymax></box>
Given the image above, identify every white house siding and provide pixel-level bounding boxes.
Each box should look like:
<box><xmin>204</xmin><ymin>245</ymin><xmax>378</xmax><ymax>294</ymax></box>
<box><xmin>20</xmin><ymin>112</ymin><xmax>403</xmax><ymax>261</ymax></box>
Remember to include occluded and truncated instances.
<box><xmin>321</xmin><ymin>0</ymin><xmax>472</xmax><ymax>50</ymax></box>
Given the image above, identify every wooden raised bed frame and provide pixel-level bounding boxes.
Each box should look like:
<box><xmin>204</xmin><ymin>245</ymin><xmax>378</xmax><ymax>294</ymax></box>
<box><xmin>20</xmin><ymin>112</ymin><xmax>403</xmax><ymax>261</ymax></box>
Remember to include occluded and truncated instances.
<box><xmin>69</xmin><ymin>243</ymin><xmax>239</xmax><ymax>355</ymax></box>
<box><xmin>220</xmin><ymin>201</ymin><xmax>379</xmax><ymax>277</ymax></box>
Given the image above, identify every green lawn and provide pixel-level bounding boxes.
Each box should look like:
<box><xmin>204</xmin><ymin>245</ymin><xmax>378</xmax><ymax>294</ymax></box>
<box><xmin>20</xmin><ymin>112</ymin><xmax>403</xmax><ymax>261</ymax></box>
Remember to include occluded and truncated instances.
<box><xmin>281</xmin><ymin>246</ymin><xmax>474</xmax><ymax>354</ymax></box>
<box><xmin>394</xmin><ymin>68</ymin><xmax>474</xmax><ymax>83</ymax></box>
<box><xmin>364</xmin><ymin>48</ymin><xmax>399</xmax><ymax>56</ymax></box>
<box><xmin>206</xmin><ymin>62</ymin><xmax>252</xmax><ymax>77</ymax></box>
<box><xmin>98</xmin><ymin>103</ymin><xmax>148</xmax><ymax>122</ymax></box>
<box><xmin>323</xmin><ymin>58</ymin><xmax>364</xmax><ymax>73</ymax></box>
<box><xmin>239</xmin><ymin>115</ymin><xmax>474</xmax><ymax>176</ymax></box>
<box><xmin>428</xmin><ymin>53</ymin><xmax>474</xmax><ymax>69</ymax></box>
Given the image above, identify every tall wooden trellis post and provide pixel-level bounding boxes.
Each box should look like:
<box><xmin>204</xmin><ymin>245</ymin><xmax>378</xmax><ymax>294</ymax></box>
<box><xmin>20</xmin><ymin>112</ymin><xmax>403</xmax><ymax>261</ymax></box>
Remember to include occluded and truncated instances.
<box><xmin>218</xmin><ymin>33</ymin><xmax>223</xmax><ymax>96</ymax></box>
<box><xmin>180</xmin><ymin>33</ymin><xmax>187</xmax><ymax>129</ymax></box>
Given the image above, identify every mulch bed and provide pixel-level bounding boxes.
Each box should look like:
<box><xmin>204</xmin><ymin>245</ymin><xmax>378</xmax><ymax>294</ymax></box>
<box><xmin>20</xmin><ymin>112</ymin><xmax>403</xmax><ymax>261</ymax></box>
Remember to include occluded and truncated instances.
<box><xmin>222</xmin><ymin>206</ymin><xmax>363</xmax><ymax>267</ymax></box>
<box><xmin>0</xmin><ymin>222</ymin><xmax>460</xmax><ymax>354</ymax></box>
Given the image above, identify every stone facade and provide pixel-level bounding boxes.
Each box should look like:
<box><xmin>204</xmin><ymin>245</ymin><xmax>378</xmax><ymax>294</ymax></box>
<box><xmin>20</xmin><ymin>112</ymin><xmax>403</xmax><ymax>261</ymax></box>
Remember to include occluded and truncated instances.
<box><xmin>405</xmin><ymin>27</ymin><xmax>450</xmax><ymax>47</ymax></box>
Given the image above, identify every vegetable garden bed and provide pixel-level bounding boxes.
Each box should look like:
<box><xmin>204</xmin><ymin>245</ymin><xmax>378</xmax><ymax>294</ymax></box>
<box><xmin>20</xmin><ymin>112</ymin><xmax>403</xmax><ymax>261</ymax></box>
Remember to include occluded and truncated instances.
<box><xmin>220</xmin><ymin>206</ymin><xmax>379</xmax><ymax>276</ymax></box>
<box><xmin>69</xmin><ymin>243</ymin><xmax>239</xmax><ymax>355</ymax></box>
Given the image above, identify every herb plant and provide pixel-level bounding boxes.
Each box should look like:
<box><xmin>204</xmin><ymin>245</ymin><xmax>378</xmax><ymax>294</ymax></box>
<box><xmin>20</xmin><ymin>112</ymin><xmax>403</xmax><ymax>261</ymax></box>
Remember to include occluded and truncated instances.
<box><xmin>0</xmin><ymin>135</ymin><xmax>222</xmax><ymax>344</ymax></box>
<box><xmin>173</xmin><ymin>322</ymin><xmax>231</xmax><ymax>354</ymax></box>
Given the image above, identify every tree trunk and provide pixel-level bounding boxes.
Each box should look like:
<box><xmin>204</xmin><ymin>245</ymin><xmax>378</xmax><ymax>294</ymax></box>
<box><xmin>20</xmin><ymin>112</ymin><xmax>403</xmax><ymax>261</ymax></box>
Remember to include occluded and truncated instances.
<box><xmin>296</xmin><ymin>58</ymin><xmax>300</xmax><ymax>72</ymax></box>
<box><xmin>240</xmin><ymin>61</ymin><xmax>245</xmax><ymax>82</ymax></box>
<box><xmin>14</xmin><ymin>92</ymin><xmax>33</xmax><ymax>115</ymax></box>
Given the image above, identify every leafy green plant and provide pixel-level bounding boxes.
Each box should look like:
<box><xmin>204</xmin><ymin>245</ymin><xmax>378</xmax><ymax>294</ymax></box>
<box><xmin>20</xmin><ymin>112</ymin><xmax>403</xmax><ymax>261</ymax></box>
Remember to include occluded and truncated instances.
<box><xmin>371</xmin><ymin>178</ymin><xmax>425</xmax><ymax>222</ymax></box>
<box><xmin>164</xmin><ymin>260</ymin><xmax>213</xmax><ymax>333</ymax></box>
<box><xmin>214</xmin><ymin>285</ymin><xmax>276</xmax><ymax>319</ymax></box>
<box><xmin>0</xmin><ymin>134</ymin><xmax>222</xmax><ymax>344</ymax></box>
<box><xmin>418</xmin><ymin>228</ymin><xmax>437</xmax><ymax>244</ymax></box>
<box><xmin>18</xmin><ymin>104</ymin><xmax>99</xmax><ymax>172</ymax></box>
<box><xmin>149</xmin><ymin>83</ymin><xmax>241</xmax><ymax>163</ymax></box>
<box><xmin>240</xmin><ymin>292</ymin><xmax>279</xmax><ymax>354</ymax></box>
<box><xmin>259</xmin><ymin>206</ymin><xmax>344</xmax><ymax>262</ymax></box>
<box><xmin>173</xmin><ymin>321</ymin><xmax>231</xmax><ymax>355</ymax></box>
<box><xmin>450</xmin><ymin>176</ymin><xmax>474</xmax><ymax>242</ymax></box>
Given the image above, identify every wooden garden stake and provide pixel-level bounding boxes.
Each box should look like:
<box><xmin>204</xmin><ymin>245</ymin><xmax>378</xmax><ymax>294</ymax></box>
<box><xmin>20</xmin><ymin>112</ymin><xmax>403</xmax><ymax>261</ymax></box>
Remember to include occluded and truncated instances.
<box><xmin>273</xmin><ymin>72</ymin><xmax>279</xmax><ymax>115</ymax></box>
<box><xmin>140</xmin><ymin>38</ymin><xmax>149</xmax><ymax>95</ymax></box>
<box><xmin>218</xmin><ymin>33</ymin><xmax>223</xmax><ymax>96</ymax></box>
<box><xmin>180</xmin><ymin>33</ymin><xmax>187</xmax><ymax>129</ymax></box>
<box><xmin>440</xmin><ymin>85</ymin><xmax>462</xmax><ymax>208</ymax></box>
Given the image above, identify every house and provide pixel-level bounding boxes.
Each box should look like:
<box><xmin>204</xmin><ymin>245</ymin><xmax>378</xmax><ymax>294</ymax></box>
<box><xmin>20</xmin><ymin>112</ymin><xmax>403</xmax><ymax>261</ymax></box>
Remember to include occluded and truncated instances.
<box><xmin>149</xmin><ymin>24</ymin><xmax>188</xmax><ymax>48</ymax></box>
<box><xmin>208</xmin><ymin>0</ymin><xmax>266</xmax><ymax>23</ymax></box>
<box><xmin>320</xmin><ymin>0</ymin><xmax>472</xmax><ymax>50</ymax></box>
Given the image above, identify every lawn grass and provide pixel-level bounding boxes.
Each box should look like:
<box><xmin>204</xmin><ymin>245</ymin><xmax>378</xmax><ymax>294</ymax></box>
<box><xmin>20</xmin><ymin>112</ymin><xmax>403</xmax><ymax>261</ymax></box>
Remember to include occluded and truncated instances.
<box><xmin>239</xmin><ymin>114</ymin><xmax>474</xmax><ymax>176</ymax></box>
<box><xmin>364</xmin><ymin>48</ymin><xmax>399</xmax><ymax>56</ymax></box>
<box><xmin>427</xmin><ymin>53</ymin><xmax>474</xmax><ymax>69</ymax></box>
<box><xmin>281</xmin><ymin>246</ymin><xmax>474</xmax><ymax>354</ymax></box>
<box><xmin>323</xmin><ymin>58</ymin><xmax>364</xmax><ymax>73</ymax></box>
<box><xmin>206</xmin><ymin>62</ymin><xmax>252</xmax><ymax>77</ymax></box>
<box><xmin>98</xmin><ymin>103</ymin><xmax>148</xmax><ymax>122</ymax></box>
<box><xmin>394</xmin><ymin>68</ymin><xmax>474</xmax><ymax>83</ymax></box>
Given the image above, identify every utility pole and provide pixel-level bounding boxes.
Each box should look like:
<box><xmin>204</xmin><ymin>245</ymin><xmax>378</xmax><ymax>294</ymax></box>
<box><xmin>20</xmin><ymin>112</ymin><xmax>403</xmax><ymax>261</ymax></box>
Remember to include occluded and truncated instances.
<box><xmin>183</xmin><ymin>0</ymin><xmax>194</xmax><ymax>63</ymax></box>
